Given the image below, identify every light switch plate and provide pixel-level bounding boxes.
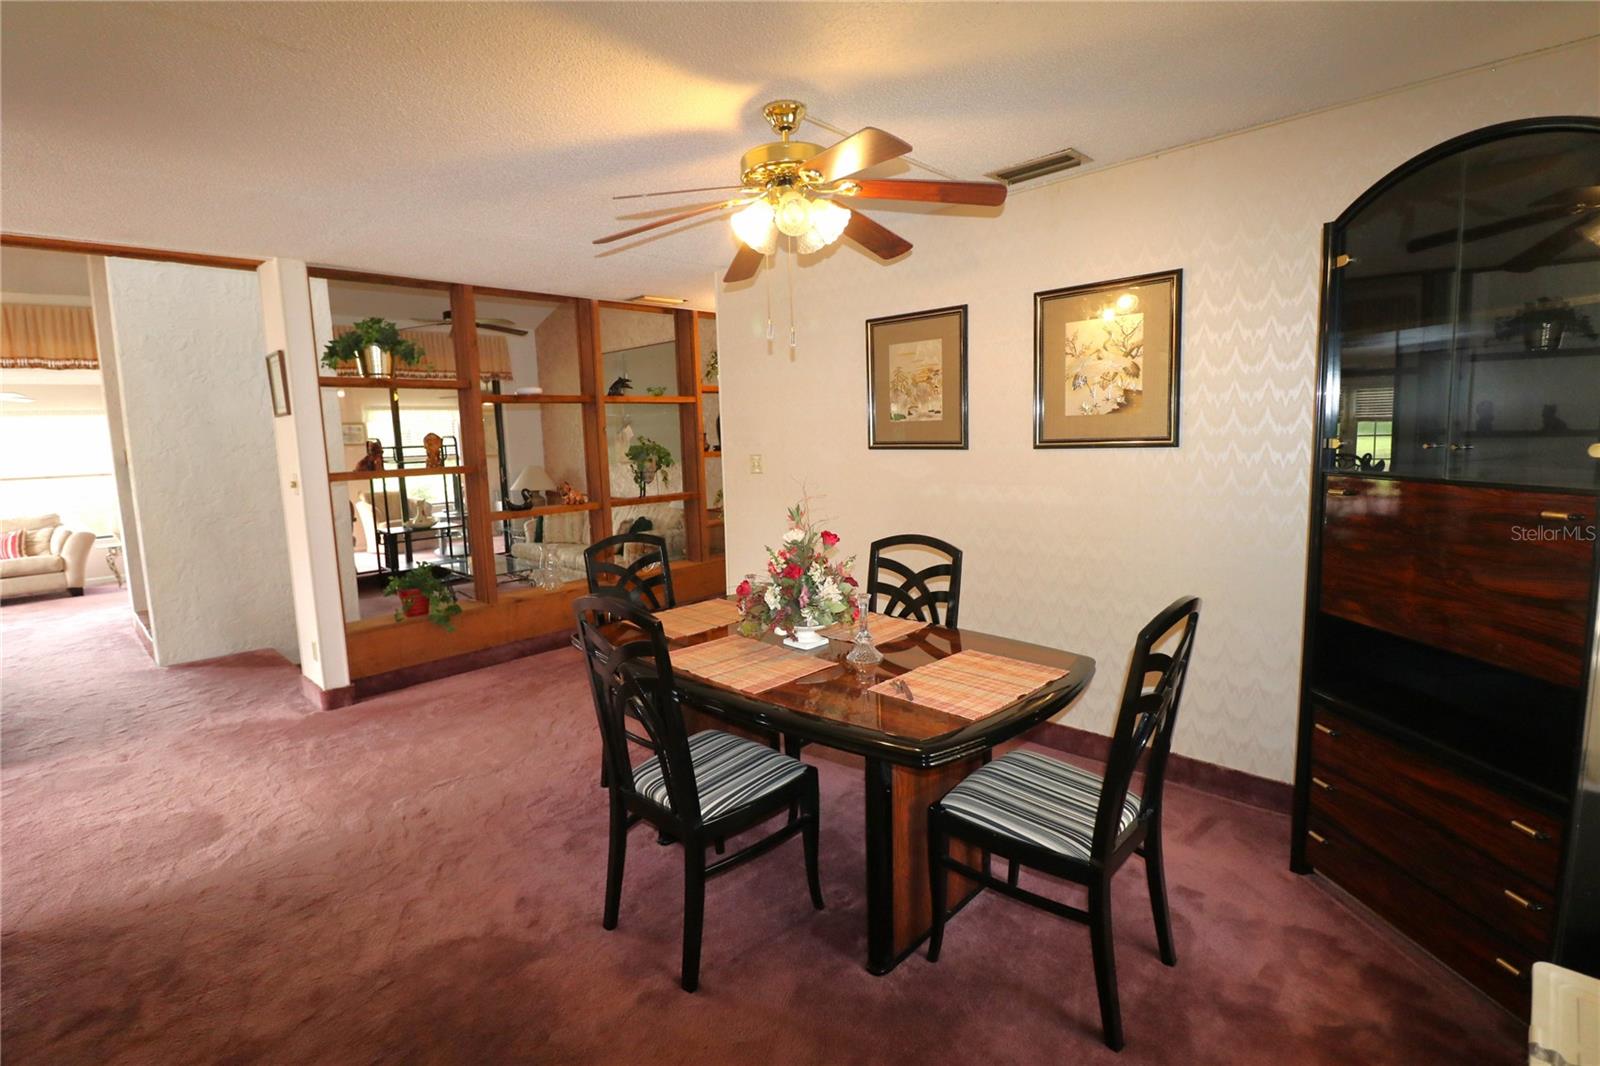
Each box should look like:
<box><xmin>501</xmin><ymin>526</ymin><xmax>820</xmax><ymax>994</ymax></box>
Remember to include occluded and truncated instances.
<box><xmin>749</xmin><ymin>454</ymin><xmax>764</xmax><ymax>474</ymax></box>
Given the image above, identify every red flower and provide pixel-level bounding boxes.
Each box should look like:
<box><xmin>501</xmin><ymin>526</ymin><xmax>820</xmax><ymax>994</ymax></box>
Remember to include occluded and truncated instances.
<box><xmin>782</xmin><ymin>562</ymin><xmax>803</xmax><ymax>580</ymax></box>
<box><xmin>842</xmin><ymin>575</ymin><xmax>858</xmax><ymax>587</ymax></box>
<box><xmin>736</xmin><ymin>579</ymin><xmax>752</xmax><ymax>598</ymax></box>
<box><xmin>820</xmin><ymin>530</ymin><xmax>840</xmax><ymax>548</ymax></box>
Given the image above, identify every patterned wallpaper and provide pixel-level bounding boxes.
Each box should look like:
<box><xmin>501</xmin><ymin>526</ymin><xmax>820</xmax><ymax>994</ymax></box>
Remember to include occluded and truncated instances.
<box><xmin>715</xmin><ymin>42</ymin><xmax>1600</xmax><ymax>783</ymax></box>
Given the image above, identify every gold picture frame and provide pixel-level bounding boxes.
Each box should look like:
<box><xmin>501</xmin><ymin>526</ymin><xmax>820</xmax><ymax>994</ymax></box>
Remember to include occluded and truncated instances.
<box><xmin>866</xmin><ymin>305</ymin><xmax>968</xmax><ymax>449</ymax></box>
<box><xmin>265</xmin><ymin>349</ymin><xmax>291</xmax><ymax>417</ymax></box>
<box><xmin>1034</xmin><ymin>270</ymin><xmax>1181</xmax><ymax>448</ymax></box>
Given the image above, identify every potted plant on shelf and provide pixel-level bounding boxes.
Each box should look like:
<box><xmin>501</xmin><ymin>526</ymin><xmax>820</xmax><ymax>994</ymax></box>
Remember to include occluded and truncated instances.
<box><xmin>322</xmin><ymin>317</ymin><xmax>427</xmax><ymax>377</ymax></box>
<box><xmin>625</xmin><ymin>438</ymin><xmax>675</xmax><ymax>497</ymax></box>
<box><xmin>1496</xmin><ymin>297</ymin><xmax>1597</xmax><ymax>353</ymax></box>
<box><xmin>383</xmin><ymin>565</ymin><xmax>462</xmax><ymax>630</ymax></box>
<box><xmin>734</xmin><ymin>500</ymin><xmax>857</xmax><ymax>650</ymax></box>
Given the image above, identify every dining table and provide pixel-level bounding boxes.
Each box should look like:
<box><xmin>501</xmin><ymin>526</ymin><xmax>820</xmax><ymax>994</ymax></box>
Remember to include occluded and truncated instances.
<box><xmin>653</xmin><ymin>605</ymin><xmax>1095</xmax><ymax>976</ymax></box>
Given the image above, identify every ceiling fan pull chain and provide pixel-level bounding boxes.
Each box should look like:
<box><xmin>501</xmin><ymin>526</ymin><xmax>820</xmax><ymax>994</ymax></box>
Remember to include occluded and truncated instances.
<box><xmin>786</xmin><ymin>236</ymin><xmax>798</xmax><ymax>353</ymax></box>
<box><xmin>764</xmin><ymin>254</ymin><xmax>775</xmax><ymax>346</ymax></box>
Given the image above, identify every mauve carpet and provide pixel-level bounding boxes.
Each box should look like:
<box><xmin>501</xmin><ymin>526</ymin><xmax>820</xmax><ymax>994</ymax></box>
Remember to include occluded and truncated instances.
<box><xmin>2</xmin><ymin>588</ymin><xmax>1521</xmax><ymax>1064</ymax></box>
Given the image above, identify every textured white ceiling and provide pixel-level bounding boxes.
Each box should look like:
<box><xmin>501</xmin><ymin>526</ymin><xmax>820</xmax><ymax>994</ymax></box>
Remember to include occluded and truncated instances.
<box><xmin>3</xmin><ymin>2</ymin><xmax>1595</xmax><ymax>307</ymax></box>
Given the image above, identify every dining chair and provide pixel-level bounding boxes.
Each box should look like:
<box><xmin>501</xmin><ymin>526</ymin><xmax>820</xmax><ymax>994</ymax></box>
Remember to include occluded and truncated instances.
<box><xmin>584</xmin><ymin>532</ymin><xmax>676</xmax><ymax>610</ymax></box>
<box><xmin>574</xmin><ymin>595</ymin><xmax>825</xmax><ymax>992</ymax></box>
<box><xmin>925</xmin><ymin>595</ymin><xmax>1201</xmax><ymax>1050</ymax></box>
<box><xmin>867</xmin><ymin>534</ymin><xmax>964</xmax><ymax>627</ymax></box>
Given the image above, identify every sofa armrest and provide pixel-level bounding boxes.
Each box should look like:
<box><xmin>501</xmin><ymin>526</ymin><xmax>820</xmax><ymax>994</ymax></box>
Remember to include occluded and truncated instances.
<box><xmin>49</xmin><ymin>526</ymin><xmax>70</xmax><ymax>556</ymax></box>
<box><xmin>59</xmin><ymin>530</ymin><xmax>95</xmax><ymax>589</ymax></box>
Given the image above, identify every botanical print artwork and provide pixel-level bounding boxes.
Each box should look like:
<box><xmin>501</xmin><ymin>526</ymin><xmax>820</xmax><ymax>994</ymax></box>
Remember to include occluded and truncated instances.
<box><xmin>888</xmin><ymin>339</ymin><xmax>944</xmax><ymax>422</ymax></box>
<box><xmin>1063</xmin><ymin>303</ymin><xmax>1144</xmax><ymax>416</ymax></box>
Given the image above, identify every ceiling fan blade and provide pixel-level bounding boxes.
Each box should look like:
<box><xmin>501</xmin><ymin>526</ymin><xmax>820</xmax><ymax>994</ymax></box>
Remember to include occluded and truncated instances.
<box><xmin>1502</xmin><ymin>212</ymin><xmax>1600</xmax><ymax>273</ymax></box>
<box><xmin>594</xmin><ymin>200</ymin><xmax>739</xmax><ymax>245</ymax></box>
<box><xmin>403</xmin><ymin>319</ymin><xmax>450</xmax><ymax>329</ymax></box>
<box><xmin>807</xmin><ymin>127</ymin><xmax>912</xmax><ymax>184</ymax></box>
<box><xmin>724</xmin><ymin>244</ymin><xmax>764</xmax><ymax>284</ymax></box>
<box><xmin>477</xmin><ymin>322</ymin><xmax>529</xmax><ymax>336</ymax></box>
<box><xmin>1405</xmin><ymin>203</ymin><xmax>1581</xmax><ymax>253</ymax></box>
<box><xmin>840</xmin><ymin>178</ymin><xmax>1006</xmax><ymax>207</ymax></box>
<box><xmin>614</xmin><ymin>185</ymin><xmax>749</xmax><ymax>200</ymax></box>
<box><xmin>842</xmin><ymin>210</ymin><xmax>913</xmax><ymax>260</ymax></box>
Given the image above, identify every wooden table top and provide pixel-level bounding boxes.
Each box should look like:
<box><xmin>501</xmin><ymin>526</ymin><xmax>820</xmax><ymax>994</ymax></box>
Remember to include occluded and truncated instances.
<box><xmin>665</xmin><ymin>618</ymin><xmax>1096</xmax><ymax>769</ymax></box>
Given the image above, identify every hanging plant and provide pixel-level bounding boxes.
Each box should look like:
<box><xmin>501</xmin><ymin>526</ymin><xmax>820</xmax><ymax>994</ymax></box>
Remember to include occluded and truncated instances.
<box><xmin>625</xmin><ymin>438</ymin><xmax>675</xmax><ymax>496</ymax></box>
<box><xmin>322</xmin><ymin>317</ymin><xmax>427</xmax><ymax>372</ymax></box>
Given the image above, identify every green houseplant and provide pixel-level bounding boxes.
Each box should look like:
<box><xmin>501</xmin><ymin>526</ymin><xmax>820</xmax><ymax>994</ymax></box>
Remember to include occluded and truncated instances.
<box><xmin>625</xmin><ymin>438</ymin><xmax>675</xmax><ymax>497</ymax></box>
<box><xmin>383</xmin><ymin>565</ymin><xmax>462</xmax><ymax>629</ymax></box>
<box><xmin>322</xmin><ymin>317</ymin><xmax>427</xmax><ymax>376</ymax></box>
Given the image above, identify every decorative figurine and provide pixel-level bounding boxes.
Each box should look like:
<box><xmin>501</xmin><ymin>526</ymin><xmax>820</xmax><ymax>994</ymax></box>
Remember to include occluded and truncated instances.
<box><xmin>423</xmin><ymin>432</ymin><xmax>444</xmax><ymax>468</ymax></box>
<box><xmin>606</xmin><ymin>375</ymin><xmax>633</xmax><ymax>396</ymax></box>
<box><xmin>355</xmin><ymin>439</ymin><xmax>385</xmax><ymax>471</ymax></box>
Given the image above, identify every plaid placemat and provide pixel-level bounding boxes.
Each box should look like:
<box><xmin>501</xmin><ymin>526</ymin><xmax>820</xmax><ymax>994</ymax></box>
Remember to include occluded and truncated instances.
<box><xmin>670</xmin><ymin>635</ymin><xmax>834</xmax><ymax>694</ymax></box>
<box><xmin>820</xmin><ymin>612</ymin><xmax>929</xmax><ymax>645</ymax></box>
<box><xmin>655</xmin><ymin>598</ymin><xmax>742</xmax><ymax>640</ymax></box>
<box><xmin>869</xmin><ymin>649</ymin><xmax>1068</xmax><ymax>721</ymax></box>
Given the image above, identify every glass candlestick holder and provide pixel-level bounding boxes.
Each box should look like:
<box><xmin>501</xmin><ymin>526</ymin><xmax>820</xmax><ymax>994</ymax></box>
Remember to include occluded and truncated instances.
<box><xmin>845</xmin><ymin>609</ymin><xmax>883</xmax><ymax>666</ymax></box>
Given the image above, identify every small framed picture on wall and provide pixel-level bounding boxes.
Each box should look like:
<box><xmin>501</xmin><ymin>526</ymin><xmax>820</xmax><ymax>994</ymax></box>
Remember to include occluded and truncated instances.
<box><xmin>341</xmin><ymin>423</ymin><xmax>367</xmax><ymax>446</ymax></box>
<box><xmin>1034</xmin><ymin>269</ymin><xmax>1181</xmax><ymax>448</ymax></box>
<box><xmin>865</xmin><ymin>304</ymin><xmax>968</xmax><ymax>449</ymax></box>
<box><xmin>265</xmin><ymin>349</ymin><xmax>291</xmax><ymax>417</ymax></box>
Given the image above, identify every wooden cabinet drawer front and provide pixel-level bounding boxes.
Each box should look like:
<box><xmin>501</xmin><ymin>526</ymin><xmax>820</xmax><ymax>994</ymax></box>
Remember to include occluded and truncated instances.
<box><xmin>1308</xmin><ymin>766</ymin><xmax>1554</xmax><ymax>949</ymax></box>
<box><xmin>1305</xmin><ymin>817</ymin><xmax>1535</xmax><ymax>1017</ymax></box>
<box><xmin>1320</xmin><ymin>476</ymin><xmax>1595</xmax><ymax>687</ymax></box>
<box><xmin>1311</xmin><ymin>707</ymin><xmax>1564</xmax><ymax>886</ymax></box>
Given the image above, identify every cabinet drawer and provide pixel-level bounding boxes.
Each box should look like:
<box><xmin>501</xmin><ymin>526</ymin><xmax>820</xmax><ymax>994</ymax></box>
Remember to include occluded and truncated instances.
<box><xmin>1305</xmin><ymin>816</ymin><xmax>1536</xmax><ymax>1017</ymax></box>
<box><xmin>1310</xmin><ymin>706</ymin><xmax>1563</xmax><ymax>887</ymax></box>
<box><xmin>1308</xmin><ymin>765</ymin><xmax>1554</xmax><ymax>949</ymax></box>
<box><xmin>1320</xmin><ymin>476</ymin><xmax>1594</xmax><ymax>687</ymax></box>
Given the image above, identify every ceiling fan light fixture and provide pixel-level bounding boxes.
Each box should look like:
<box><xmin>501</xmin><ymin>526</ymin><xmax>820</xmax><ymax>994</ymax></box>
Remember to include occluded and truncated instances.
<box><xmin>798</xmin><ymin>198</ymin><xmax>851</xmax><ymax>253</ymax></box>
<box><xmin>774</xmin><ymin>190</ymin><xmax>813</xmax><ymax>238</ymax></box>
<box><xmin>732</xmin><ymin>199</ymin><xmax>777</xmax><ymax>253</ymax></box>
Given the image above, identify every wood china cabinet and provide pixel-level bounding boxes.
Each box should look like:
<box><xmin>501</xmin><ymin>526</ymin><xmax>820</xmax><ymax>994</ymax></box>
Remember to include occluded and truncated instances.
<box><xmin>1292</xmin><ymin>118</ymin><xmax>1600</xmax><ymax>1016</ymax></box>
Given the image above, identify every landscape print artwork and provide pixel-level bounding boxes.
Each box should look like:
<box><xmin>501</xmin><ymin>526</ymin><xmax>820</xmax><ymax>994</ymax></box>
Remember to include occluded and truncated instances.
<box><xmin>866</xmin><ymin>305</ymin><xmax>967</xmax><ymax>449</ymax></box>
<box><xmin>1063</xmin><ymin>298</ymin><xmax>1144</xmax><ymax>416</ymax></box>
<box><xmin>888</xmin><ymin>339</ymin><xmax>944</xmax><ymax>421</ymax></box>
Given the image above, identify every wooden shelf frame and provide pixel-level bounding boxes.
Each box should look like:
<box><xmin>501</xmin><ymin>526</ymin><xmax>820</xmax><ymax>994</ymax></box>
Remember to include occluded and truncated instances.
<box><xmin>603</xmin><ymin>394</ymin><xmax>698</xmax><ymax>405</ymax></box>
<box><xmin>318</xmin><ymin>375</ymin><xmax>467</xmax><ymax>390</ymax></box>
<box><xmin>328</xmin><ymin>465</ymin><xmax>470</xmax><ymax>483</ymax></box>
<box><xmin>487</xmin><ymin>501</ymin><xmax>601</xmax><ymax>523</ymax></box>
<box><xmin>482</xmin><ymin>393</ymin><xmax>590</xmax><ymax>405</ymax></box>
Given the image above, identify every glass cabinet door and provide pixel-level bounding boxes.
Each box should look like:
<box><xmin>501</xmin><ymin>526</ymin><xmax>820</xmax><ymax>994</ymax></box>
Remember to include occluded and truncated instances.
<box><xmin>1330</xmin><ymin>154</ymin><xmax>1465</xmax><ymax>478</ymax></box>
<box><xmin>1447</xmin><ymin>130</ymin><xmax>1600</xmax><ymax>491</ymax></box>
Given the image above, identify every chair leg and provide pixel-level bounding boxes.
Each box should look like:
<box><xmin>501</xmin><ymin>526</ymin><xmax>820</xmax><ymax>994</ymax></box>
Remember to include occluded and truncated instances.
<box><xmin>1088</xmin><ymin>877</ymin><xmax>1124</xmax><ymax>1051</ymax></box>
<box><xmin>681</xmin><ymin>842</ymin><xmax>705</xmax><ymax>993</ymax></box>
<box><xmin>1145</xmin><ymin>819</ymin><xmax>1177</xmax><ymax>967</ymax></box>
<box><xmin>602</xmin><ymin>793</ymin><xmax>627</xmax><ymax>930</ymax></box>
<box><xmin>802</xmin><ymin>775</ymin><xmax>824</xmax><ymax>910</ymax></box>
<box><xmin>926</xmin><ymin>818</ymin><xmax>947</xmax><ymax>962</ymax></box>
<box><xmin>1007</xmin><ymin>859</ymin><xmax>1019</xmax><ymax>888</ymax></box>
<box><xmin>599</xmin><ymin>759</ymin><xmax>609</xmax><ymax>789</ymax></box>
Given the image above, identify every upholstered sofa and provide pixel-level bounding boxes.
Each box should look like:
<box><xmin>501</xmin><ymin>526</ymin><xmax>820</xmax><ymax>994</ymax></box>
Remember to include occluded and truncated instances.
<box><xmin>0</xmin><ymin>514</ymin><xmax>95</xmax><ymax>600</ymax></box>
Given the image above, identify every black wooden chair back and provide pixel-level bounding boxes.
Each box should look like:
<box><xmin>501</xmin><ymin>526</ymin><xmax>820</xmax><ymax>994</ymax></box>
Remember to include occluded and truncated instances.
<box><xmin>574</xmin><ymin>595</ymin><xmax>702</xmax><ymax>827</ymax></box>
<box><xmin>584</xmin><ymin>533</ymin><xmax>676</xmax><ymax>611</ymax></box>
<box><xmin>866</xmin><ymin>534</ymin><xmax>964</xmax><ymax>627</ymax></box>
<box><xmin>1092</xmin><ymin>596</ymin><xmax>1201</xmax><ymax>863</ymax></box>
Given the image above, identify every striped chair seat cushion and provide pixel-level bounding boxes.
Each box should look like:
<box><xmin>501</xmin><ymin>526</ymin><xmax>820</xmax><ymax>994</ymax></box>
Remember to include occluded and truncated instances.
<box><xmin>633</xmin><ymin>730</ymin><xmax>805</xmax><ymax>821</ymax></box>
<box><xmin>938</xmin><ymin>750</ymin><xmax>1141</xmax><ymax>862</ymax></box>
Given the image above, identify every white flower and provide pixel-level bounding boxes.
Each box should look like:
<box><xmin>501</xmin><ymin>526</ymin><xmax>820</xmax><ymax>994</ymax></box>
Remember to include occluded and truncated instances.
<box><xmin>809</xmin><ymin>561</ymin><xmax>826</xmax><ymax>584</ymax></box>
<box><xmin>763</xmin><ymin>585</ymin><xmax>780</xmax><ymax>611</ymax></box>
<box><xmin>782</xmin><ymin>528</ymin><xmax>806</xmax><ymax>545</ymax></box>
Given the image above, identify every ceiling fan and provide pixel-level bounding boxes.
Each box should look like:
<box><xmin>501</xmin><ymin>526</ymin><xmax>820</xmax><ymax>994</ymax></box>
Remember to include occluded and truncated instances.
<box><xmin>402</xmin><ymin>309</ymin><xmax>529</xmax><ymax>336</ymax></box>
<box><xmin>594</xmin><ymin>99</ymin><xmax>1007</xmax><ymax>283</ymax></box>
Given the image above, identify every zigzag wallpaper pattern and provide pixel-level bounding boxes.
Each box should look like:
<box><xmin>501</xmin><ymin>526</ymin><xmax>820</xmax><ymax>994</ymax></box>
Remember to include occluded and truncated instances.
<box><xmin>715</xmin><ymin>41</ymin><xmax>1600</xmax><ymax>783</ymax></box>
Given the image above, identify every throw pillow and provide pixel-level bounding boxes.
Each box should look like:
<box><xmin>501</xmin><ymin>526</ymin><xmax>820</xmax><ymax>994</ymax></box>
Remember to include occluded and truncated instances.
<box><xmin>0</xmin><ymin>530</ymin><xmax>25</xmax><ymax>559</ymax></box>
<box><xmin>22</xmin><ymin>526</ymin><xmax>54</xmax><ymax>556</ymax></box>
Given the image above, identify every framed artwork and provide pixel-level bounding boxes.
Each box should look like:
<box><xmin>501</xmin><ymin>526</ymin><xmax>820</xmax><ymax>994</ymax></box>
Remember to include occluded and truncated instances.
<box><xmin>265</xmin><ymin>350</ymin><xmax>291</xmax><ymax>417</ymax></box>
<box><xmin>342</xmin><ymin>422</ymin><xmax>367</xmax><ymax>446</ymax></box>
<box><xmin>865</xmin><ymin>305</ymin><xmax>968</xmax><ymax>449</ymax></box>
<box><xmin>1034</xmin><ymin>270</ymin><xmax>1181</xmax><ymax>448</ymax></box>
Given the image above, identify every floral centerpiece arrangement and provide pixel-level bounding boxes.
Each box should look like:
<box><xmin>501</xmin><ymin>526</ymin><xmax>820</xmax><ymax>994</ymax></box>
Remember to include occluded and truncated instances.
<box><xmin>735</xmin><ymin>501</ymin><xmax>857</xmax><ymax>650</ymax></box>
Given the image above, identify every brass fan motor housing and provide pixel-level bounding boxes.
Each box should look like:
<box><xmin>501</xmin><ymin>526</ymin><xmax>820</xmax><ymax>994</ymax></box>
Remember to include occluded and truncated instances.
<box><xmin>740</xmin><ymin>142</ymin><xmax>824</xmax><ymax>192</ymax></box>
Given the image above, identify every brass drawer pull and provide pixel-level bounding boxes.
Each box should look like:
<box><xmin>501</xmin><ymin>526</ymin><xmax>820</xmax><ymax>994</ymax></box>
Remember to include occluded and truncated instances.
<box><xmin>1539</xmin><ymin>510</ymin><xmax>1585</xmax><ymax>522</ymax></box>
<box><xmin>1311</xmin><ymin>776</ymin><xmax>1333</xmax><ymax>791</ymax></box>
<box><xmin>1494</xmin><ymin>957</ymin><xmax>1522</xmax><ymax>978</ymax></box>
<box><xmin>1307</xmin><ymin>830</ymin><xmax>1327</xmax><ymax>844</ymax></box>
<box><xmin>1510</xmin><ymin>819</ymin><xmax>1549</xmax><ymax>841</ymax></box>
<box><xmin>1503</xmin><ymin>889</ymin><xmax>1544</xmax><ymax>912</ymax></box>
<box><xmin>1314</xmin><ymin>723</ymin><xmax>1338</xmax><ymax>737</ymax></box>
<box><xmin>1327</xmin><ymin>488</ymin><xmax>1358</xmax><ymax>497</ymax></box>
<box><xmin>1420</xmin><ymin>442</ymin><xmax>1443</xmax><ymax>450</ymax></box>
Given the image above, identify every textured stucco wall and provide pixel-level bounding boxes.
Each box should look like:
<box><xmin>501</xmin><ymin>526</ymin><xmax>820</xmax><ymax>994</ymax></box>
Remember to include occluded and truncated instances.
<box><xmin>103</xmin><ymin>257</ymin><xmax>297</xmax><ymax>664</ymax></box>
<box><xmin>715</xmin><ymin>42</ymin><xmax>1600</xmax><ymax>784</ymax></box>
